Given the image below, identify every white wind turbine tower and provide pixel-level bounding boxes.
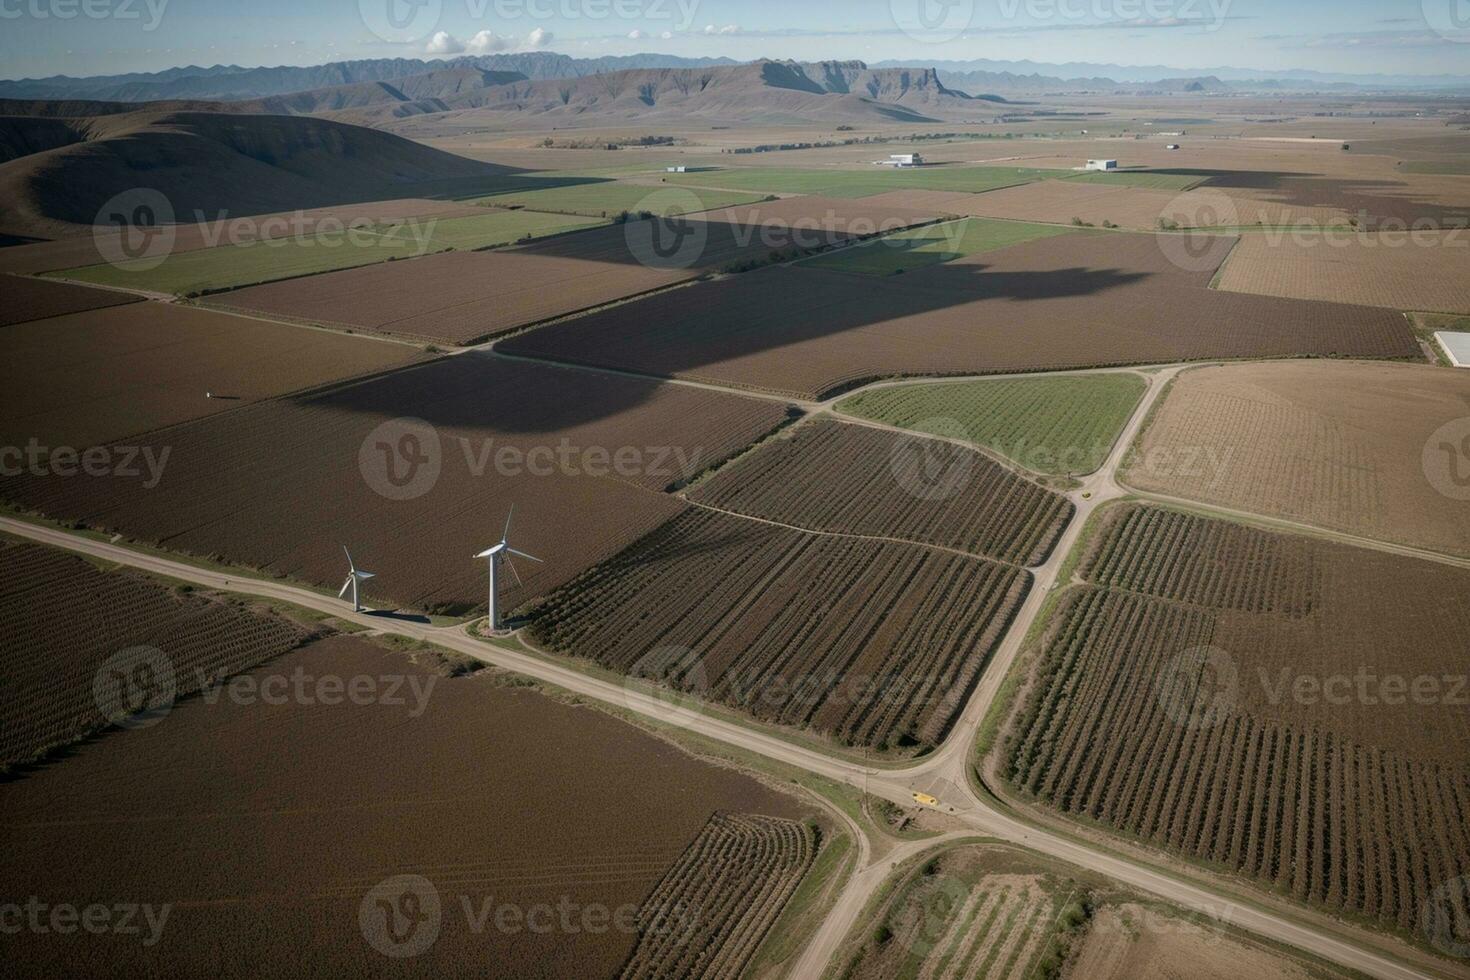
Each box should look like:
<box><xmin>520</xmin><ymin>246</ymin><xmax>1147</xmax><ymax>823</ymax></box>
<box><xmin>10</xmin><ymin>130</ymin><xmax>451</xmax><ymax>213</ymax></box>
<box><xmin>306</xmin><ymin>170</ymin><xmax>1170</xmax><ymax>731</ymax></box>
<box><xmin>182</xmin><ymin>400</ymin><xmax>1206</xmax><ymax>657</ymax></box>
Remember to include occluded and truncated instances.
<box><xmin>338</xmin><ymin>547</ymin><xmax>375</xmax><ymax>613</ymax></box>
<box><xmin>475</xmin><ymin>506</ymin><xmax>544</xmax><ymax>632</ymax></box>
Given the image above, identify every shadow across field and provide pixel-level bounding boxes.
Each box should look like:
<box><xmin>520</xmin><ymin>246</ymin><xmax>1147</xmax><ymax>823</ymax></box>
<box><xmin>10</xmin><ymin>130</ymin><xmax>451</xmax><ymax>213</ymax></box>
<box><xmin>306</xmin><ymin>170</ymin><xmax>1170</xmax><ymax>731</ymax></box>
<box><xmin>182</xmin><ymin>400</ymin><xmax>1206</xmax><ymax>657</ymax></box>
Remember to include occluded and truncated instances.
<box><xmin>1150</xmin><ymin>168</ymin><xmax>1470</xmax><ymax>226</ymax></box>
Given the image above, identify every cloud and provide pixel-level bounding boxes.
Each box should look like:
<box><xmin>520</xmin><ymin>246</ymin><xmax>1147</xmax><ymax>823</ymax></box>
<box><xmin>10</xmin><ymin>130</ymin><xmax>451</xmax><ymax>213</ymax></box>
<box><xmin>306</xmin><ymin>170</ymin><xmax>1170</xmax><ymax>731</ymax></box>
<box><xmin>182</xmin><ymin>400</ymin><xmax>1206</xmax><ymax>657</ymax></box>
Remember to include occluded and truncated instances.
<box><xmin>1271</xmin><ymin>29</ymin><xmax>1465</xmax><ymax>50</ymax></box>
<box><xmin>425</xmin><ymin>31</ymin><xmax>464</xmax><ymax>55</ymax></box>
<box><xmin>467</xmin><ymin>30</ymin><xmax>511</xmax><ymax>53</ymax></box>
<box><xmin>628</xmin><ymin>29</ymin><xmax>645</xmax><ymax>40</ymax></box>
<box><xmin>527</xmin><ymin>26</ymin><xmax>554</xmax><ymax>48</ymax></box>
<box><xmin>703</xmin><ymin>24</ymin><xmax>740</xmax><ymax>36</ymax></box>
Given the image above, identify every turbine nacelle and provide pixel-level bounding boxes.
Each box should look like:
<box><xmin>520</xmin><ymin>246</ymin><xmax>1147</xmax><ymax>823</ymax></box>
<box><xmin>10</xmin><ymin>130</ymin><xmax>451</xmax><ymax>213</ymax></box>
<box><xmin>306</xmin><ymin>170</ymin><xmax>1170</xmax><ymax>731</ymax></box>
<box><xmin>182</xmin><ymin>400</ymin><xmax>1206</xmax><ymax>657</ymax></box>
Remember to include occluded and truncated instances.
<box><xmin>475</xmin><ymin>505</ymin><xmax>545</xmax><ymax>632</ymax></box>
<box><xmin>339</xmin><ymin>547</ymin><xmax>375</xmax><ymax>613</ymax></box>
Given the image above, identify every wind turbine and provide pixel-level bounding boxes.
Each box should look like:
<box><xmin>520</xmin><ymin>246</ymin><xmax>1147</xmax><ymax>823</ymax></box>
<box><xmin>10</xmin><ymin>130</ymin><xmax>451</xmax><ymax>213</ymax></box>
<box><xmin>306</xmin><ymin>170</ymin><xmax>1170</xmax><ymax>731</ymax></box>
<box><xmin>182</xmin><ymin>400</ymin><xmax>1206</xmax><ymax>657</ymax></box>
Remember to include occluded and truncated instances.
<box><xmin>475</xmin><ymin>506</ymin><xmax>544</xmax><ymax>632</ymax></box>
<box><xmin>339</xmin><ymin>547</ymin><xmax>375</xmax><ymax>613</ymax></box>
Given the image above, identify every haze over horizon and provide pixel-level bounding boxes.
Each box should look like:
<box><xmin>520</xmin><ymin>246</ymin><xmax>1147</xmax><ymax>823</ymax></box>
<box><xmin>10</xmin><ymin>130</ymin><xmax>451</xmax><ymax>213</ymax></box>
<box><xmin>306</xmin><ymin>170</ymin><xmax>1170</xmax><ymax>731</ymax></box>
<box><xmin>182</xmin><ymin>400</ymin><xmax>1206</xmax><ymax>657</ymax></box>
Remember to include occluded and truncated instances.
<box><xmin>2</xmin><ymin>0</ymin><xmax>1468</xmax><ymax>82</ymax></box>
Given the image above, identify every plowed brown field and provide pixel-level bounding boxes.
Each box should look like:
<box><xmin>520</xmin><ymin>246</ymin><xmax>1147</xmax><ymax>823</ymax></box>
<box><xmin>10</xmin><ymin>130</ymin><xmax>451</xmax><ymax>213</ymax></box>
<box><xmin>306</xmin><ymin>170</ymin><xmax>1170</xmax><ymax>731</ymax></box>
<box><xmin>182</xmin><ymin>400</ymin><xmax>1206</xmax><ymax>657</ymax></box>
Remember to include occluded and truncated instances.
<box><xmin>530</xmin><ymin>508</ymin><xmax>1030</xmax><ymax>751</ymax></box>
<box><xmin>1215</xmin><ymin>230</ymin><xmax>1470</xmax><ymax>314</ymax></box>
<box><xmin>913</xmin><ymin>180</ymin><xmax>1351</xmax><ymax>231</ymax></box>
<box><xmin>0</xmin><ymin>541</ymin><xmax>314</xmax><ymax>768</ymax></box>
<box><xmin>1125</xmin><ymin>360</ymin><xmax>1470</xmax><ymax>558</ymax></box>
<box><xmin>1</xmin><ymin>274</ymin><xmax>142</xmax><ymax>326</ymax></box>
<box><xmin>689</xmin><ymin>419</ymin><xmax>1071</xmax><ymax>566</ymax></box>
<box><xmin>620</xmin><ymin>813</ymin><xmax>817</xmax><ymax>980</ymax></box>
<box><xmin>213</xmin><ymin>196</ymin><xmax>949</xmax><ymax>345</ymax></box>
<box><xmin>1005</xmin><ymin>504</ymin><xmax>1470</xmax><ymax>944</ymax></box>
<box><xmin>0</xmin><ymin>633</ymin><xmax>814</xmax><ymax>979</ymax></box>
<box><xmin>501</xmin><ymin>232</ymin><xmax>1418</xmax><ymax>400</ymax></box>
<box><xmin>1</xmin><ymin>302</ymin><xmax>428</xmax><ymax>451</ymax></box>
<box><xmin>0</xmin><ymin>354</ymin><xmax>790</xmax><ymax>615</ymax></box>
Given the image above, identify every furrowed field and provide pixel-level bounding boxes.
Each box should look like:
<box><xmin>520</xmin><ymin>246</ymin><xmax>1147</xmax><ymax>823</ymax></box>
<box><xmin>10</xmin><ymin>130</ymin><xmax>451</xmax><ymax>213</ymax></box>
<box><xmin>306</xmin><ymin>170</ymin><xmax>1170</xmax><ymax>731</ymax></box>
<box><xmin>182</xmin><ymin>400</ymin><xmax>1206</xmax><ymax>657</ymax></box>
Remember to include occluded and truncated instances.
<box><xmin>1125</xmin><ymin>360</ymin><xmax>1470</xmax><ymax>558</ymax></box>
<box><xmin>1</xmin><ymin>627</ymin><xmax>822</xmax><ymax>978</ymax></box>
<box><xmin>529</xmin><ymin>508</ymin><xmax>1030</xmax><ymax>752</ymax></box>
<box><xmin>0</xmin><ymin>354</ymin><xmax>791</xmax><ymax>615</ymax></box>
<box><xmin>688</xmin><ymin>419</ymin><xmax>1072</xmax><ymax>566</ymax></box>
<box><xmin>620</xmin><ymin>813</ymin><xmax>817</xmax><ymax>980</ymax></box>
<box><xmin>1</xmin><ymin>302</ymin><xmax>428</xmax><ymax>451</ymax></box>
<box><xmin>213</xmin><ymin>196</ymin><xmax>946</xmax><ymax>345</ymax></box>
<box><xmin>0</xmin><ymin>542</ymin><xmax>314</xmax><ymax>769</ymax></box>
<box><xmin>500</xmin><ymin>231</ymin><xmax>1417</xmax><ymax>400</ymax></box>
<box><xmin>667</xmin><ymin>165</ymin><xmax>1060</xmax><ymax>198</ymax></box>
<box><xmin>1002</xmin><ymin>504</ymin><xmax>1470</xmax><ymax>944</ymax></box>
<box><xmin>841</xmin><ymin>843</ymin><xmax>1353</xmax><ymax>980</ymax></box>
<box><xmin>0</xmin><ymin>274</ymin><xmax>141</xmax><ymax>326</ymax></box>
<box><xmin>836</xmin><ymin>372</ymin><xmax>1147</xmax><ymax>478</ymax></box>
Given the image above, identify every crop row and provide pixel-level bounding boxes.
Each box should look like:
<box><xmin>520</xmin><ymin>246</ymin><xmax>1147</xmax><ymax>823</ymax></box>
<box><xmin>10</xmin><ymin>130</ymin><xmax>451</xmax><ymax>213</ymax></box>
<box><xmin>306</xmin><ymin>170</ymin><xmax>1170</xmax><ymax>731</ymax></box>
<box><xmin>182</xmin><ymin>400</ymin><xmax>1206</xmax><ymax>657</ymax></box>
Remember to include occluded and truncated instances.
<box><xmin>1079</xmin><ymin>505</ymin><xmax>1322</xmax><ymax>616</ymax></box>
<box><xmin>690</xmin><ymin>420</ymin><xmax>1072</xmax><ymax>567</ymax></box>
<box><xmin>0</xmin><ymin>543</ymin><xmax>314</xmax><ymax>767</ymax></box>
<box><xmin>619</xmin><ymin>812</ymin><xmax>816</xmax><ymax>980</ymax></box>
<box><xmin>1012</xmin><ymin>588</ymin><xmax>1470</xmax><ymax>935</ymax></box>
<box><xmin>530</xmin><ymin>509</ymin><xmax>1030</xmax><ymax>750</ymax></box>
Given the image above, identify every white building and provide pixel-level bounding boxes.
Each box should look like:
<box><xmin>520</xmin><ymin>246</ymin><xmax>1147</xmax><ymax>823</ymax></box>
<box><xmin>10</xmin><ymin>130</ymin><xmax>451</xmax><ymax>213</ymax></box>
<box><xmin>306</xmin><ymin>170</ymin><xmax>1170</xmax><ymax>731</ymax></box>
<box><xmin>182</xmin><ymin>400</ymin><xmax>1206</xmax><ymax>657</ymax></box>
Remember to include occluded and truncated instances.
<box><xmin>877</xmin><ymin>153</ymin><xmax>924</xmax><ymax>168</ymax></box>
<box><xmin>1436</xmin><ymin>331</ymin><xmax>1470</xmax><ymax>368</ymax></box>
<box><xmin>1086</xmin><ymin>159</ymin><xmax>1119</xmax><ymax>171</ymax></box>
<box><xmin>1166</xmin><ymin>144</ymin><xmax>1182</xmax><ymax>151</ymax></box>
<box><xmin>666</xmin><ymin>166</ymin><xmax>688</xmax><ymax>173</ymax></box>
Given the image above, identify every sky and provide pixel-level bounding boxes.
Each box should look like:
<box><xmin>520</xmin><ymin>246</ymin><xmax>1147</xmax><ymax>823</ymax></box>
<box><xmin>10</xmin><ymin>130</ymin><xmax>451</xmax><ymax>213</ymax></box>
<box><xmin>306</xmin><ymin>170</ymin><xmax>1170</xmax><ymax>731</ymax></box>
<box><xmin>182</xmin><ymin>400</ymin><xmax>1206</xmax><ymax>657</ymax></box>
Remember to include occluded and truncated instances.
<box><xmin>1</xmin><ymin>0</ymin><xmax>1468</xmax><ymax>80</ymax></box>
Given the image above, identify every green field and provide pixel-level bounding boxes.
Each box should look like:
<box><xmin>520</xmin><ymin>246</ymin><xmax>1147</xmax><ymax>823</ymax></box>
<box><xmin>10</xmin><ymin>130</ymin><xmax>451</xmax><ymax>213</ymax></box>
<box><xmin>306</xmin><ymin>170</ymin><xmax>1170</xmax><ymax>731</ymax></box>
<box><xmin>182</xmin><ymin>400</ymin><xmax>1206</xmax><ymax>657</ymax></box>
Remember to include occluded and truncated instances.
<box><xmin>48</xmin><ymin>210</ymin><xmax>600</xmax><ymax>295</ymax></box>
<box><xmin>470</xmin><ymin>177</ymin><xmax>766</xmax><ymax>216</ymax></box>
<box><xmin>837</xmin><ymin>373</ymin><xmax>1147</xmax><ymax>477</ymax></box>
<box><xmin>667</xmin><ymin>165</ymin><xmax>1061</xmax><ymax>198</ymax></box>
<box><xmin>803</xmin><ymin>217</ymin><xmax>1081</xmax><ymax>276</ymax></box>
<box><xmin>1061</xmin><ymin>170</ymin><xmax>1206</xmax><ymax>190</ymax></box>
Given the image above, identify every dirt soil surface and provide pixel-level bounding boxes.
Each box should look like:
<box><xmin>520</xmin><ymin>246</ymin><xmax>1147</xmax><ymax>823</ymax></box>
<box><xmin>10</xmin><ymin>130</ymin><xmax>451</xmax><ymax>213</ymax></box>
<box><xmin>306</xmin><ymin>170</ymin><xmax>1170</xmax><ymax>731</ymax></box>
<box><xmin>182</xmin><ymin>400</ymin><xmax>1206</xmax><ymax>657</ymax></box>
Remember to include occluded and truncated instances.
<box><xmin>1215</xmin><ymin>230</ymin><xmax>1470</xmax><ymax>315</ymax></box>
<box><xmin>211</xmin><ymin>196</ymin><xmax>949</xmax><ymax>345</ymax></box>
<box><xmin>1125</xmin><ymin>360</ymin><xmax>1470</xmax><ymax>558</ymax></box>
<box><xmin>0</xmin><ymin>353</ymin><xmax>791</xmax><ymax>615</ymax></box>
<box><xmin>0</xmin><ymin>273</ymin><xmax>142</xmax><ymax>326</ymax></box>
<box><xmin>0</xmin><ymin>633</ymin><xmax>812</xmax><ymax>979</ymax></box>
<box><xmin>501</xmin><ymin>232</ymin><xmax>1418</xmax><ymax>400</ymax></box>
<box><xmin>0</xmin><ymin>301</ymin><xmax>430</xmax><ymax>451</ymax></box>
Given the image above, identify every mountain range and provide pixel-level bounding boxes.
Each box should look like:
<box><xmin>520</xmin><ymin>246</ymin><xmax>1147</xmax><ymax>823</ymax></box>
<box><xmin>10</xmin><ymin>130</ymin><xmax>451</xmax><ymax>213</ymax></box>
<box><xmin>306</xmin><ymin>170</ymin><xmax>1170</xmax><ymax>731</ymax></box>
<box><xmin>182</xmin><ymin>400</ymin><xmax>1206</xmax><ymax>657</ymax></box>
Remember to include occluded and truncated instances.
<box><xmin>5</xmin><ymin>52</ymin><xmax>1467</xmax><ymax>105</ymax></box>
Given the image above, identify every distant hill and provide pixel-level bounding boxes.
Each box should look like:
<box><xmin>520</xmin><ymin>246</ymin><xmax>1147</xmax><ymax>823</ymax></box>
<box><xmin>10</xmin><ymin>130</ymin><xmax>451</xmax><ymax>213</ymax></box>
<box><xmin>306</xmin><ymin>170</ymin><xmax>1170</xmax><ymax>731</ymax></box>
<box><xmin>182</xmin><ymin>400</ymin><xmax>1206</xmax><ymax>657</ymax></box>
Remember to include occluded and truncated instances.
<box><xmin>0</xmin><ymin>54</ymin><xmax>739</xmax><ymax>102</ymax></box>
<box><xmin>0</xmin><ymin>107</ymin><xmax>509</xmax><ymax>238</ymax></box>
<box><xmin>327</xmin><ymin>61</ymin><xmax>995</xmax><ymax>128</ymax></box>
<box><xmin>879</xmin><ymin>58</ymin><xmax>1470</xmax><ymax>93</ymax></box>
<box><xmin>935</xmin><ymin>68</ymin><xmax>1230</xmax><ymax>96</ymax></box>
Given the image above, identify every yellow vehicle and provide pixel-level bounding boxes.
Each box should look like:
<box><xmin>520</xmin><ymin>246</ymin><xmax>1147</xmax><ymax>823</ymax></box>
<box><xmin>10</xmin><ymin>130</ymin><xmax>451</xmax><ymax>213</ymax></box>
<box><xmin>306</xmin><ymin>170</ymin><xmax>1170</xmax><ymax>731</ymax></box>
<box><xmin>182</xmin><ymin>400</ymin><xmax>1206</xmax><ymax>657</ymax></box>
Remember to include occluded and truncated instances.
<box><xmin>912</xmin><ymin>792</ymin><xmax>940</xmax><ymax>808</ymax></box>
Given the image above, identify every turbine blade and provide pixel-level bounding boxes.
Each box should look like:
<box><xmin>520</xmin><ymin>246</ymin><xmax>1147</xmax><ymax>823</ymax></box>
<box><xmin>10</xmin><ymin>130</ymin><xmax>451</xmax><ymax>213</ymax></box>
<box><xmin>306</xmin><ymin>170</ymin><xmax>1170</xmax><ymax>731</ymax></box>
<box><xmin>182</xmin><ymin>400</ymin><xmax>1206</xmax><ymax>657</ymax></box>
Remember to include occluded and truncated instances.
<box><xmin>343</xmin><ymin>545</ymin><xmax>355</xmax><ymax>573</ymax></box>
<box><xmin>339</xmin><ymin>576</ymin><xmax>353</xmax><ymax>598</ymax></box>
<box><xmin>474</xmin><ymin>548</ymin><xmax>496</xmax><ymax>559</ymax></box>
<box><xmin>508</xmin><ymin>548</ymin><xmax>544</xmax><ymax>564</ymax></box>
<box><xmin>502</xmin><ymin>504</ymin><xmax>515</xmax><ymax>543</ymax></box>
<box><xmin>505</xmin><ymin>553</ymin><xmax>524</xmax><ymax>588</ymax></box>
<box><xmin>357</xmin><ymin>571</ymin><xmax>376</xmax><ymax>581</ymax></box>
